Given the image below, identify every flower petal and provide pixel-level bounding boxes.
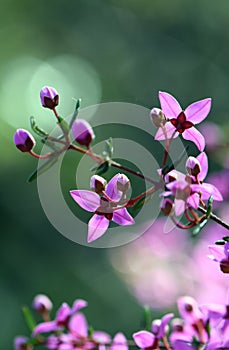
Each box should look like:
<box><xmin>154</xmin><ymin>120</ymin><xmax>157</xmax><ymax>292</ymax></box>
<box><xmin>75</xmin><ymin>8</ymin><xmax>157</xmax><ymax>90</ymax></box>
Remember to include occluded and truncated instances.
<box><xmin>33</xmin><ymin>321</ymin><xmax>59</xmax><ymax>335</ymax></box>
<box><xmin>191</xmin><ymin>183</ymin><xmax>223</xmax><ymax>201</ymax></box>
<box><xmin>174</xmin><ymin>199</ymin><xmax>186</xmax><ymax>216</ymax></box>
<box><xmin>158</xmin><ymin>91</ymin><xmax>182</xmax><ymax>118</ymax></box>
<box><xmin>208</xmin><ymin>245</ymin><xmax>225</xmax><ymax>262</ymax></box>
<box><xmin>72</xmin><ymin>299</ymin><xmax>88</xmax><ymax>313</ymax></box>
<box><xmin>187</xmin><ymin>193</ymin><xmax>200</xmax><ymax>210</ymax></box>
<box><xmin>158</xmin><ymin>313</ymin><xmax>174</xmax><ymax>338</ymax></box>
<box><xmin>70</xmin><ymin>190</ymin><xmax>100</xmax><ymax>212</ymax></box>
<box><xmin>112</xmin><ymin>208</ymin><xmax>135</xmax><ymax>226</ymax></box>
<box><xmin>154</xmin><ymin>123</ymin><xmax>178</xmax><ymax>140</ymax></box>
<box><xmin>111</xmin><ymin>333</ymin><xmax>128</xmax><ymax>350</ymax></box>
<box><xmin>182</xmin><ymin>128</ymin><xmax>205</xmax><ymax>151</ymax></box>
<box><xmin>93</xmin><ymin>331</ymin><xmax>111</xmax><ymax>344</ymax></box>
<box><xmin>69</xmin><ymin>312</ymin><xmax>88</xmax><ymax>338</ymax></box>
<box><xmin>105</xmin><ymin>174</ymin><xmax>122</xmax><ymax>201</ymax></box>
<box><xmin>133</xmin><ymin>330</ymin><xmax>155</xmax><ymax>348</ymax></box>
<box><xmin>88</xmin><ymin>214</ymin><xmax>109</xmax><ymax>243</ymax></box>
<box><xmin>56</xmin><ymin>303</ymin><xmax>71</xmax><ymax>323</ymax></box>
<box><xmin>184</xmin><ymin>98</ymin><xmax>211</xmax><ymax>124</ymax></box>
<box><xmin>173</xmin><ymin>340</ymin><xmax>195</xmax><ymax>350</ymax></box>
<box><xmin>196</xmin><ymin>152</ymin><xmax>208</xmax><ymax>181</ymax></box>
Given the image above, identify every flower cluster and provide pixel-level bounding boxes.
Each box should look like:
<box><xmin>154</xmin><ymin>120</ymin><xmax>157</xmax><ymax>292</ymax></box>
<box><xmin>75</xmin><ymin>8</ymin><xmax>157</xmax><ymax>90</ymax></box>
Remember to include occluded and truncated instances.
<box><xmin>14</xmin><ymin>294</ymin><xmax>229</xmax><ymax>350</ymax></box>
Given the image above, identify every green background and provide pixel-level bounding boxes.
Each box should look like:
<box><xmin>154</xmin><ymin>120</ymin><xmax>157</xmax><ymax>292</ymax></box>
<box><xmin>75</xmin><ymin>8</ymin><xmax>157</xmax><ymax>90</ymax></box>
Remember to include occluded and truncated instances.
<box><xmin>1</xmin><ymin>0</ymin><xmax>229</xmax><ymax>348</ymax></box>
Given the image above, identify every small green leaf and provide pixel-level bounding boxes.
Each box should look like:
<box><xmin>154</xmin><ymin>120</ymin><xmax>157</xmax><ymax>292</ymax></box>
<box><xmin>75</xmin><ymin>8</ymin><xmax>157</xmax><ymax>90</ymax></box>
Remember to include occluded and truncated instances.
<box><xmin>30</xmin><ymin>116</ymin><xmax>48</xmax><ymax>137</ymax></box>
<box><xmin>105</xmin><ymin>137</ymin><xmax>113</xmax><ymax>159</ymax></box>
<box><xmin>223</xmin><ymin>236</ymin><xmax>229</xmax><ymax>242</ymax></box>
<box><xmin>57</xmin><ymin>116</ymin><xmax>70</xmax><ymax>134</ymax></box>
<box><xmin>192</xmin><ymin>219</ymin><xmax>208</xmax><ymax>236</ymax></box>
<box><xmin>206</xmin><ymin>196</ymin><xmax>213</xmax><ymax>218</ymax></box>
<box><xmin>69</xmin><ymin>99</ymin><xmax>81</xmax><ymax>129</ymax></box>
<box><xmin>143</xmin><ymin>306</ymin><xmax>151</xmax><ymax>331</ymax></box>
<box><xmin>27</xmin><ymin>156</ymin><xmax>58</xmax><ymax>183</ymax></box>
<box><xmin>95</xmin><ymin>161</ymin><xmax>109</xmax><ymax>175</ymax></box>
<box><xmin>22</xmin><ymin>306</ymin><xmax>36</xmax><ymax>332</ymax></box>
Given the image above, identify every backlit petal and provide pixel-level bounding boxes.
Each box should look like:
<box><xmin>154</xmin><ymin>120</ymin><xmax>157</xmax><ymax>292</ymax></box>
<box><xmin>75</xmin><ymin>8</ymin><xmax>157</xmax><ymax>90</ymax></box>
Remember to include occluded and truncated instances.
<box><xmin>88</xmin><ymin>214</ymin><xmax>109</xmax><ymax>243</ymax></box>
<box><xmin>111</xmin><ymin>333</ymin><xmax>128</xmax><ymax>350</ymax></box>
<box><xmin>105</xmin><ymin>174</ymin><xmax>122</xmax><ymax>201</ymax></box>
<box><xmin>112</xmin><ymin>208</ymin><xmax>135</xmax><ymax>226</ymax></box>
<box><xmin>208</xmin><ymin>245</ymin><xmax>225</xmax><ymax>262</ymax></box>
<box><xmin>133</xmin><ymin>330</ymin><xmax>155</xmax><ymax>348</ymax></box>
<box><xmin>196</xmin><ymin>152</ymin><xmax>208</xmax><ymax>181</ymax></box>
<box><xmin>182</xmin><ymin>128</ymin><xmax>205</xmax><ymax>151</ymax></box>
<box><xmin>184</xmin><ymin>98</ymin><xmax>211</xmax><ymax>124</ymax></box>
<box><xmin>70</xmin><ymin>190</ymin><xmax>100</xmax><ymax>212</ymax></box>
<box><xmin>158</xmin><ymin>91</ymin><xmax>182</xmax><ymax>118</ymax></box>
<box><xmin>69</xmin><ymin>313</ymin><xmax>88</xmax><ymax>338</ymax></box>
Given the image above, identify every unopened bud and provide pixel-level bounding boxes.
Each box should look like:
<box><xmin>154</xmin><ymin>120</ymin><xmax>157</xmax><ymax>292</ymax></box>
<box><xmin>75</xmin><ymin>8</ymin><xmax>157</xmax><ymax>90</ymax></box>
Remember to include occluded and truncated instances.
<box><xmin>14</xmin><ymin>336</ymin><xmax>30</xmax><ymax>350</ymax></box>
<box><xmin>14</xmin><ymin>129</ymin><xmax>35</xmax><ymax>152</ymax></box>
<box><xmin>72</xmin><ymin>119</ymin><xmax>95</xmax><ymax>148</ymax></box>
<box><xmin>117</xmin><ymin>174</ymin><xmax>130</xmax><ymax>192</ymax></box>
<box><xmin>151</xmin><ymin>319</ymin><xmax>161</xmax><ymax>335</ymax></box>
<box><xmin>186</xmin><ymin>156</ymin><xmax>201</xmax><ymax>176</ymax></box>
<box><xmin>150</xmin><ymin>108</ymin><xmax>166</xmax><ymax>127</ymax></box>
<box><xmin>90</xmin><ymin>175</ymin><xmax>107</xmax><ymax>194</ymax></box>
<box><xmin>160</xmin><ymin>198</ymin><xmax>174</xmax><ymax>215</ymax></box>
<box><xmin>164</xmin><ymin>170</ymin><xmax>178</xmax><ymax>183</ymax></box>
<box><xmin>40</xmin><ymin>86</ymin><xmax>59</xmax><ymax>109</ymax></box>
<box><xmin>32</xmin><ymin>294</ymin><xmax>53</xmax><ymax>313</ymax></box>
<box><xmin>171</xmin><ymin>318</ymin><xmax>184</xmax><ymax>332</ymax></box>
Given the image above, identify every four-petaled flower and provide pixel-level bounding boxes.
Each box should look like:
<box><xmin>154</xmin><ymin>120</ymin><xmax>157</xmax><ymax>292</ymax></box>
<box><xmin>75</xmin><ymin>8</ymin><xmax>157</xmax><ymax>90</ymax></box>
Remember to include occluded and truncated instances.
<box><xmin>155</xmin><ymin>91</ymin><xmax>212</xmax><ymax>151</ymax></box>
<box><xmin>70</xmin><ymin>174</ymin><xmax>135</xmax><ymax>243</ymax></box>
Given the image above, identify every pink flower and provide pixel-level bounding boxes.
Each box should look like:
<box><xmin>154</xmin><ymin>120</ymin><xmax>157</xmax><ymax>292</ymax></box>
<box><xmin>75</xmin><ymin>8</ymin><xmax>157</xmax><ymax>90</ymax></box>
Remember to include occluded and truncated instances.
<box><xmin>133</xmin><ymin>313</ymin><xmax>173</xmax><ymax>349</ymax></box>
<box><xmin>155</xmin><ymin>92</ymin><xmax>212</xmax><ymax>151</ymax></box>
<box><xmin>208</xmin><ymin>242</ymin><xmax>229</xmax><ymax>273</ymax></box>
<box><xmin>33</xmin><ymin>299</ymin><xmax>87</xmax><ymax>335</ymax></box>
<box><xmin>110</xmin><ymin>333</ymin><xmax>128</xmax><ymax>350</ymax></box>
<box><xmin>70</xmin><ymin>174</ymin><xmax>135</xmax><ymax>243</ymax></box>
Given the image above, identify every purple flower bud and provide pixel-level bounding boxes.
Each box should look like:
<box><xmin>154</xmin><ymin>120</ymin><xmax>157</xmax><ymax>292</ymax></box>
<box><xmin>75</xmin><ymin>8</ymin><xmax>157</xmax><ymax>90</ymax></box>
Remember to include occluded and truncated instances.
<box><xmin>14</xmin><ymin>129</ymin><xmax>35</xmax><ymax>152</ymax></box>
<box><xmin>150</xmin><ymin>108</ymin><xmax>166</xmax><ymax>127</ymax></box>
<box><xmin>90</xmin><ymin>175</ymin><xmax>107</xmax><ymax>194</ymax></box>
<box><xmin>40</xmin><ymin>86</ymin><xmax>59</xmax><ymax>109</ymax></box>
<box><xmin>117</xmin><ymin>173</ymin><xmax>130</xmax><ymax>192</ymax></box>
<box><xmin>160</xmin><ymin>198</ymin><xmax>174</xmax><ymax>215</ymax></box>
<box><xmin>14</xmin><ymin>336</ymin><xmax>29</xmax><ymax>350</ymax></box>
<box><xmin>72</xmin><ymin>119</ymin><xmax>95</xmax><ymax>148</ymax></box>
<box><xmin>186</xmin><ymin>156</ymin><xmax>201</xmax><ymax>176</ymax></box>
<box><xmin>32</xmin><ymin>294</ymin><xmax>53</xmax><ymax>313</ymax></box>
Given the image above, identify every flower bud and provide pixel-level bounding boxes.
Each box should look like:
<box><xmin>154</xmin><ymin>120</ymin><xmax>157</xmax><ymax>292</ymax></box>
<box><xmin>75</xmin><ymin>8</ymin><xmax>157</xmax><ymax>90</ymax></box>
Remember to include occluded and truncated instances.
<box><xmin>90</xmin><ymin>175</ymin><xmax>107</xmax><ymax>194</ymax></box>
<box><xmin>32</xmin><ymin>294</ymin><xmax>53</xmax><ymax>313</ymax></box>
<box><xmin>72</xmin><ymin>119</ymin><xmax>95</xmax><ymax>148</ymax></box>
<box><xmin>186</xmin><ymin>156</ymin><xmax>201</xmax><ymax>176</ymax></box>
<box><xmin>160</xmin><ymin>198</ymin><xmax>174</xmax><ymax>215</ymax></box>
<box><xmin>150</xmin><ymin>108</ymin><xmax>166</xmax><ymax>127</ymax></box>
<box><xmin>14</xmin><ymin>129</ymin><xmax>35</xmax><ymax>152</ymax></box>
<box><xmin>116</xmin><ymin>174</ymin><xmax>130</xmax><ymax>192</ymax></box>
<box><xmin>14</xmin><ymin>336</ymin><xmax>30</xmax><ymax>350</ymax></box>
<box><xmin>40</xmin><ymin>86</ymin><xmax>59</xmax><ymax>109</ymax></box>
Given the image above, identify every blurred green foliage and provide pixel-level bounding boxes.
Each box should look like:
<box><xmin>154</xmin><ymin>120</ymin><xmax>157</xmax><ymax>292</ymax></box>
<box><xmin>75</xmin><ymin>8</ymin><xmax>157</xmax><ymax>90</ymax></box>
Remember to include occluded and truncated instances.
<box><xmin>1</xmin><ymin>0</ymin><xmax>229</xmax><ymax>348</ymax></box>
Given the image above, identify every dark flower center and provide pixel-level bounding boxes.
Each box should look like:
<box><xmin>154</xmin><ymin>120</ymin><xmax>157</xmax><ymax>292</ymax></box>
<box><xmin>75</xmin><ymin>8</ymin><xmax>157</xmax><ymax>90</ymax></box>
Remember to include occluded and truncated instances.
<box><xmin>170</xmin><ymin>112</ymin><xmax>194</xmax><ymax>133</ymax></box>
